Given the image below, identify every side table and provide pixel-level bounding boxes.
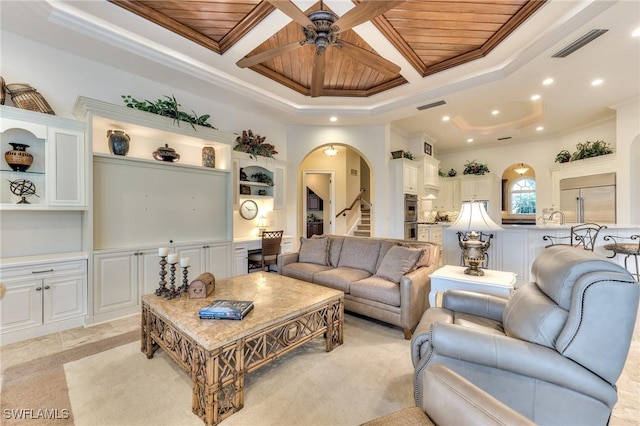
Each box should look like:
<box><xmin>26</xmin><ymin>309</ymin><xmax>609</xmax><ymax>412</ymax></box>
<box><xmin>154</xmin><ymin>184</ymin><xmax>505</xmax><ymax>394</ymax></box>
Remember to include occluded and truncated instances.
<box><xmin>429</xmin><ymin>265</ymin><xmax>516</xmax><ymax>307</ymax></box>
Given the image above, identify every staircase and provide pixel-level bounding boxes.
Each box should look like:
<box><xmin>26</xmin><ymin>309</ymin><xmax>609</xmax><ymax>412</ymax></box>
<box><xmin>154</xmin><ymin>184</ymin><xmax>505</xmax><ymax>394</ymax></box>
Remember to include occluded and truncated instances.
<box><xmin>353</xmin><ymin>207</ymin><xmax>371</xmax><ymax>237</ymax></box>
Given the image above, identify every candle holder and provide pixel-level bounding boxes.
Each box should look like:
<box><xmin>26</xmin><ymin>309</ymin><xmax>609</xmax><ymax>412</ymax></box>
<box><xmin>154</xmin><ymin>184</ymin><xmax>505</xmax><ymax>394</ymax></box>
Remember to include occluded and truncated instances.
<box><xmin>155</xmin><ymin>256</ymin><xmax>169</xmax><ymax>297</ymax></box>
<box><xmin>166</xmin><ymin>261</ymin><xmax>181</xmax><ymax>299</ymax></box>
<box><xmin>180</xmin><ymin>265</ymin><xmax>190</xmax><ymax>293</ymax></box>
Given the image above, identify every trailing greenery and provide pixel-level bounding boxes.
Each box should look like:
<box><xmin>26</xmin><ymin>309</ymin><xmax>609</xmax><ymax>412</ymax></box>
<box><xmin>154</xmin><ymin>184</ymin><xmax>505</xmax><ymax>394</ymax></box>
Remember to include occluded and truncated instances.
<box><xmin>555</xmin><ymin>140</ymin><xmax>613</xmax><ymax>163</ymax></box>
<box><xmin>403</xmin><ymin>151</ymin><xmax>415</xmax><ymax>160</ymax></box>
<box><xmin>121</xmin><ymin>95</ymin><xmax>215</xmax><ymax>130</ymax></box>
<box><xmin>463</xmin><ymin>159</ymin><xmax>490</xmax><ymax>175</ymax></box>
<box><xmin>234</xmin><ymin>129</ymin><xmax>278</xmax><ymax>159</ymax></box>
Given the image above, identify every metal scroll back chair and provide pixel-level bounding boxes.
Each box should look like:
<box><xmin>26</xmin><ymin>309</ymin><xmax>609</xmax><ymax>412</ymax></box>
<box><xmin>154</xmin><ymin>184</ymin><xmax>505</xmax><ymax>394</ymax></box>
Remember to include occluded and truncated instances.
<box><xmin>542</xmin><ymin>223</ymin><xmax>607</xmax><ymax>251</ymax></box>
<box><xmin>248</xmin><ymin>230</ymin><xmax>283</xmax><ymax>272</ymax></box>
<box><xmin>457</xmin><ymin>231</ymin><xmax>494</xmax><ymax>269</ymax></box>
<box><xmin>603</xmin><ymin>234</ymin><xmax>640</xmax><ymax>281</ymax></box>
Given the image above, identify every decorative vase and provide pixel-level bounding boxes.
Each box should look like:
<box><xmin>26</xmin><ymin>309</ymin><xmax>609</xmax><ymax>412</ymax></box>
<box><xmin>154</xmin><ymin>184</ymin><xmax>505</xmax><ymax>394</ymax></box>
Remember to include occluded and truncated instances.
<box><xmin>4</xmin><ymin>143</ymin><xmax>34</xmax><ymax>171</ymax></box>
<box><xmin>107</xmin><ymin>130</ymin><xmax>130</xmax><ymax>156</ymax></box>
<box><xmin>202</xmin><ymin>146</ymin><xmax>215</xmax><ymax>168</ymax></box>
<box><xmin>153</xmin><ymin>144</ymin><xmax>180</xmax><ymax>162</ymax></box>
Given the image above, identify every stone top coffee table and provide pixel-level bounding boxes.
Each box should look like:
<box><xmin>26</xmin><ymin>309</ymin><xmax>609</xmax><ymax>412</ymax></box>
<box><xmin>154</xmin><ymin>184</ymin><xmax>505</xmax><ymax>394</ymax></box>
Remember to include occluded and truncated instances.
<box><xmin>141</xmin><ymin>272</ymin><xmax>344</xmax><ymax>426</ymax></box>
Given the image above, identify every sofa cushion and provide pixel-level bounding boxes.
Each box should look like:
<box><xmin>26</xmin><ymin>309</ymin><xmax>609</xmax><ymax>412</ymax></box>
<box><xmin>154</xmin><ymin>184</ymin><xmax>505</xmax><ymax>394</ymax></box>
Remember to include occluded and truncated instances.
<box><xmin>375</xmin><ymin>245</ymin><xmax>422</xmax><ymax>284</ymax></box>
<box><xmin>281</xmin><ymin>262</ymin><xmax>332</xmax><ymax>283</ymax></box>
<box><xmin>502</xmin><ymin>282</ymin><xmax>568</xmax><ymax>348</ymax></box>
<box><xmin>313</xmin><ymin>267</ymin><xmax>372</xmax><ymax>293</ymax></box>
<box><xmin>298</xmin><ymin>236</ymin><xmax>329</xmax><ymax>265</ymax></box>
<box><xmin>351</xmin><ymin>276</ymin><xmax>401</xmax><ymax>306</ymax></box>
<box><xmin>327</xmin><ymin>235</ymin><xmax>345</xmax><ymax>267</ymax></box>
<box><xmin>414</xmin><ymin>247</ymin><xmax>432</xmax><ymax>269</ymax></box>
<box><xmin>338</xmin><ymin>238</ymin><xmax>382</xmax><ymax>274</ymax></box>
<box><xmin>375</xmin><ymin>240</ymin><xmax>397</xmax><ymax>271</ymax></box>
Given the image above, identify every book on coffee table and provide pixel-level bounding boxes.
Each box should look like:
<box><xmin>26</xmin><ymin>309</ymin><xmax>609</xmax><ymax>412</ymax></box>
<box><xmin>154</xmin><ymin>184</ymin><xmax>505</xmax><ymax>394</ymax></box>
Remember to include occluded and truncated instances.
<box><xmin>199</xmin><ymin>299</ymin><xmax>254</xmax><ymax>320</ymax></box>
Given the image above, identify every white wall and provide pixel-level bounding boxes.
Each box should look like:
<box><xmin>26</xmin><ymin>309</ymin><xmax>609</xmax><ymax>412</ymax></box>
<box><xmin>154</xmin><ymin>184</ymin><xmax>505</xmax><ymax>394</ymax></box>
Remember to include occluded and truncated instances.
<box><xmin>611</xmin><ymin>97</ymin><xmax>640</xmax><ymax>224</ymax></box>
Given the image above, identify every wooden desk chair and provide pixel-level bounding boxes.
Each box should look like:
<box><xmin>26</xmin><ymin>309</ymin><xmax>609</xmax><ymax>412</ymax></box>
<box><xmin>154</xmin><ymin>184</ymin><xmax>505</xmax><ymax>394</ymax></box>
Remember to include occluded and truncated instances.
<box><xmin>248</xmin><ymin>230</ymin><xmax>283</xmax><ymax>272</ymax></box>
<box><xmin>543</xmin><ymin>223</ymin><xmax>607</xmax><ymax>251</ymax></box>
<box><xmin>457</xmin><ymin>231</ymin><xmax>494</xmax><ymax>269</ymax></box>
<box><xmin>603</xmin><ymin>234</ymin><xmax>640</xmax><ymax>282</ymax></box>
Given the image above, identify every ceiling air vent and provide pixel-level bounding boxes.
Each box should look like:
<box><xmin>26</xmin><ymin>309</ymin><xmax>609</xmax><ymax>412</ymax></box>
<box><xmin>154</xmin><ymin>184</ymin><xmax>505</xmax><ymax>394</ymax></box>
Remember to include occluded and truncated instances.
<box><xmin>497</xmin><ymin>136</ymin><xmax>512</xmax><ymax>141</ymax></box>
<box><xmin>417</xmin><ymin>100</ymin><xmax>446</xmax><ymax>111</ymax></box>
<box><xmin>552</xmin><ymin>29</ymin><xmax>608</xmax><ymax>58</ymax></box>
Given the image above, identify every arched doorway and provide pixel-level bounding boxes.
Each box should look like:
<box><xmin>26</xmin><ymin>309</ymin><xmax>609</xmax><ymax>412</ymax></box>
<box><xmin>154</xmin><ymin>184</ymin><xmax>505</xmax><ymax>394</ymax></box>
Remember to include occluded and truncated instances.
<box><xmin>299</xmin><ymin>144</ymin><xmax>373</xmax><ymax>237</ymax></box>
<box><xmin>501</xmin><ymin>163</ymin><xmax>536</xmax><ymax>225</ymax></box>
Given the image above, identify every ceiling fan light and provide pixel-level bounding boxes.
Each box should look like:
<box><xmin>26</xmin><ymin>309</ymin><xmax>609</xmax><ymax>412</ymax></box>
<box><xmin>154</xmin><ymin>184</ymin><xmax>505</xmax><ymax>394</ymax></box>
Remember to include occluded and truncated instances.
<box><xmin>514</xmin><ymin>163</ymin><xmax>529</xmax><ymax>175</ymax></box>
<box><xmin>324</xmin><ymin>145</ymin><xmax>338</xmax><ymax>157</ymax></box>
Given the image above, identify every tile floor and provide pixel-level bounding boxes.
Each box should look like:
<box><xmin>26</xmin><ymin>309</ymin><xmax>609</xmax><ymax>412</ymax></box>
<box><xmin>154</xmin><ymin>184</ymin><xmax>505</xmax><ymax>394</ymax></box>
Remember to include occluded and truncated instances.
<box><xmin>1</xmin><ymin>313</ymin><xmax>638</xmax><ymax>425</ymax></box>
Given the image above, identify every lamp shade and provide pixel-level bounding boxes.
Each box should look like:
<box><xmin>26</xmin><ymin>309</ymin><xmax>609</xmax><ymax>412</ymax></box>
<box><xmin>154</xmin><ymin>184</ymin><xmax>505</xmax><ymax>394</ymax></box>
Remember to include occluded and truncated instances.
<box><xmin>448</xmin><ymin>201</ymin><xmax>502</xmax><ymax>231</ymax></box>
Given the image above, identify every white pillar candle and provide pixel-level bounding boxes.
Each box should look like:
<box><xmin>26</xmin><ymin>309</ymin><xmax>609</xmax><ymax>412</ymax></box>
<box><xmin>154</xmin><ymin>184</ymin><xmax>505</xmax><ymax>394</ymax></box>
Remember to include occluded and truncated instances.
<box><xmin>167</xmin><ymin>253</ymin><xmax>179</xmax><ymax>264</ymax></box>
<box><xmin>158</xmin><ymin>247</ymin><xmax>169</xmax><ymax>257</ymax></box>
<box><xmin>180</xmin><ymin>257</ymin><xmax>190</xmax><ymax>267</ymax></box>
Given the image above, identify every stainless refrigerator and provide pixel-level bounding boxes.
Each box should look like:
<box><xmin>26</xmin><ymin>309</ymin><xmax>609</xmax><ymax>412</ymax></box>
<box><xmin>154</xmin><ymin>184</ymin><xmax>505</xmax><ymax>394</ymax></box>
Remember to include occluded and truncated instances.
<box><xmin>560</xmin><ymin>173</ymin><xmax>616</xmax><ymax>223</ymax></box>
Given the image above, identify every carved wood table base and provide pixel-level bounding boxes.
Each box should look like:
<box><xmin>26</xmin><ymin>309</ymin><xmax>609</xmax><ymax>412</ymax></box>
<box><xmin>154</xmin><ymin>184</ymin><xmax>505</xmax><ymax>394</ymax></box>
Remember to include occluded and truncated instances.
<box><xmin>140</xmin><ymin>272</ymin><xmax>344</xmax><ymax>426</ymax></box>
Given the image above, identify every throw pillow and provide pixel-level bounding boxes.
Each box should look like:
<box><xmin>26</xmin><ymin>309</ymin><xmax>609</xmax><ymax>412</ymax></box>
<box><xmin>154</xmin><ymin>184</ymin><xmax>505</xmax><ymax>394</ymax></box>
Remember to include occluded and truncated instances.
<box><xmin>298</xmin><ymin>236</ymin><xmax>329</xmax><ymax>266</ymax></box>
<box><xmin>375</xmin><ymin>245</ymin><xmax>422</xmax><ymax>284</ymax></box>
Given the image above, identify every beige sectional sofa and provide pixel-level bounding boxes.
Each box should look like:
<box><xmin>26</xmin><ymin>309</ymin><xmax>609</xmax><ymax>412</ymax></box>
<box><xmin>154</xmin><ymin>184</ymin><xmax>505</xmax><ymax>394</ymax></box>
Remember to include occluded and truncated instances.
<box><xmin>277</xmin><ymin>235</ymin><xmax>440</xmax><ymax>339</ymax></box>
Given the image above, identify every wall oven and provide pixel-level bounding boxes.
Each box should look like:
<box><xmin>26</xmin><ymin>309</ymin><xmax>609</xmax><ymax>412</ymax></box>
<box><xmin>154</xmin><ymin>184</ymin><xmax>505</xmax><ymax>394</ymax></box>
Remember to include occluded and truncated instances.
<box><xmin>404</xmin><ymin>222</ymin><xmax>418</xmax><ymax>240</ymax></box>
<box><xmin>404</xmin><ymin>194</ymin><xmax>418</xmax><ymax>222</ymax></box>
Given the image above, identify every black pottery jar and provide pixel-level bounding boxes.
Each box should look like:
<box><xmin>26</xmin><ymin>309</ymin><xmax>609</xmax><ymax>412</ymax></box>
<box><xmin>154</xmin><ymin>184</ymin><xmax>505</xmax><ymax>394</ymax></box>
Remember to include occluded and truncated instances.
<box><xmin>107</xmin><ymin>130</ymin><xmax>130</xmax><ymax>156</ymax></box>
<box><xmin>153</xmin><ymin>144</ymin><xmax>180</xmax><ymax>162</ymax></box>
<box><xmin>4</xmin><ymin>143</ymin><xmax>34</xmax><ymax>171</ymax></box>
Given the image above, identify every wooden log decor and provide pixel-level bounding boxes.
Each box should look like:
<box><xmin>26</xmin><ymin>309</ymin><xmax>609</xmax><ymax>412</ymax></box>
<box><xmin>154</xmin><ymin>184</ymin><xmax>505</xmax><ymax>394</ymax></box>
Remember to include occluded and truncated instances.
<box><xmin>188</xmin><ymin>272</ymin><xmax>215</xmax><ymax>299</ymax></box>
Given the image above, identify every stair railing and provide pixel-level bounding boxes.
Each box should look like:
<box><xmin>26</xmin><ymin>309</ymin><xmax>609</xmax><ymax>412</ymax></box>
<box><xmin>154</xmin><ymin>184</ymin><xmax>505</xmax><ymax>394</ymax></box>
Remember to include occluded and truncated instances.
<box><xmin>336</xmin><ymin>188</ymin><xmax>371</xmax><ymax>217</ymax></box>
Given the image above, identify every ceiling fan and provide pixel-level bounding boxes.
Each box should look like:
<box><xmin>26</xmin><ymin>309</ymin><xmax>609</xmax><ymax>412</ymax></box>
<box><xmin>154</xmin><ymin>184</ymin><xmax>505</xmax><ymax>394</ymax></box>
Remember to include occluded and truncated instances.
<box><xmin>236</xmin><ymin>0</ymin><xmax>403</xmax><ymax>97</ymax></box>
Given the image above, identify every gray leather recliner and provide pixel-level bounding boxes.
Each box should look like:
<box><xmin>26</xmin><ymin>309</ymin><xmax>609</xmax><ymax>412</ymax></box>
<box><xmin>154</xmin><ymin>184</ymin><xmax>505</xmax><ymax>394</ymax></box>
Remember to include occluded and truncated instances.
<box><xmin>411</xmin><ymin>246</ymin><xmax>639</xmax><ymax>426</ymax></box>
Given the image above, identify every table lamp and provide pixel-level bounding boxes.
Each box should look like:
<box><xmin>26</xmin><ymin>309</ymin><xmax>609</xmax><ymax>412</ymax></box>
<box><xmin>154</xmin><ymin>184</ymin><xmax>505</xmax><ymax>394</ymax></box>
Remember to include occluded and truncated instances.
<box><xmin>448</xmin><ymin>201</ymin><xmax>502</xmax><ymax>276</ymax></box>
<box><xmin>257</xmin><ymin>216</ymin><xmax>268</xmax><ymax>236</ymax></box>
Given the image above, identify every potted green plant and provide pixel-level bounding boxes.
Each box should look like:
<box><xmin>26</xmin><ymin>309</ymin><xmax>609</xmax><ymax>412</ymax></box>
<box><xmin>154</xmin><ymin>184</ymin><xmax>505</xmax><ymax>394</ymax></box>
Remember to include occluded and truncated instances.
<box><xmin>555</xmin><ymin>150</ymin><xmax>571</xmax><ymax>163</ymax></box>
<box><xmin>403</xmin><ymin>151</ymin><xmax>415</xmax><ymax>160</ymax></box>
<box><xmin>121</xmin><ymin>95</ymin><xmax>215</xmax><ymax>130</ymax></box>
<box><xmin>570</xmin><ymin>140</ymin><xmax>613</xmax><ymax>161</ymax></box>
<box><xmin>463</xmin><ymin>160</ymin><xmax>490</xmax><ymax>175</ymax></box>
<box><xmin>233</xmin><ymin>129</ymin><xmax>278</xmax><ymax>159</ymax></box>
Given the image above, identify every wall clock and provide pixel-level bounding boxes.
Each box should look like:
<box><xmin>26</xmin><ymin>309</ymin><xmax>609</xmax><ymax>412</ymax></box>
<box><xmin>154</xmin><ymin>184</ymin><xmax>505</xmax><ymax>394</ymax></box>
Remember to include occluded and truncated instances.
<box><xmin>239</xmin><ymin>200</ymin><xmax>258</xmax><ymax>220</ymax></box>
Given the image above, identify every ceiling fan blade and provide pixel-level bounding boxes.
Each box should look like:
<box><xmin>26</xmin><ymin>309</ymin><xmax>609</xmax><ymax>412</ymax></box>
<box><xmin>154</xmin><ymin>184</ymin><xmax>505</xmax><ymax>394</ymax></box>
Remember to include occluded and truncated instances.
<box><xmin>265</xmin><ymin>0</ymin><xmax>313</xmax><ymax>27</ymax></box>
<box><xmin>339</xmin><ymin>40</ymin><xmax>400</xmax><ymax>77</ymax></box>
<box><xmin>333</xmin><ymin>1</ymin><xmax>402</xmax><ymax>32</ymax></box>
<box><xmin>236</xmin><ymin>41</ymin><xmax>304</xmax><ymax>68</ymax></box>
<box><xmin>311</xmin><ymin>51</ymin><xmax>326</xmax><ymax>98</ymax></box>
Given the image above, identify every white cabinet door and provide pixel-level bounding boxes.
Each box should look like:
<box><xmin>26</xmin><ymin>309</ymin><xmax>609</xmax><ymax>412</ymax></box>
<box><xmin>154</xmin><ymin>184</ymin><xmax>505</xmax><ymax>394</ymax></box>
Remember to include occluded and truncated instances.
<box><xmin>48</xmin><ymin>126</ymin><xmax>85</xmax><ymax>206</ymax></box>
<box><xmin>93</xmin><ymin>251</ymin><xmax>138</xmax><ymax>315</ymax></box>
<box><xmin>233</xmin><ymin>245</ymin><xmax>248</xmax><ymax>276</ymax></box>
<box><xmin>460</xmin><ymin>175</ymin><xmax>493</xmax><ymax>201</ymax></box>
<box><xmin>403</xmin><ymin>163</ymin><xmax>418</xmax><ymax>194</ymax></box>
<box><xmin>0</xmin><ymin>276</ymin><xmax>42</xmax><ymax>333</ymax></box>
<box><xmin>139</xmin><ymin>249</ymin><xmax>162</xmax><ymax>296</ymax></box>
<box><xmin>205</xmin><ymin>243</ymin><xmax>231</xmax><ymax>279</ymax></box>
<box><xmin>44</xmin><ymin>273</ymin><xmax>85</xmax><ymax>323</ymax></box>
<box><xmin>423</xmin><ymin>156</ymin><xmax>440</xmax><ymax>189</ymax></box>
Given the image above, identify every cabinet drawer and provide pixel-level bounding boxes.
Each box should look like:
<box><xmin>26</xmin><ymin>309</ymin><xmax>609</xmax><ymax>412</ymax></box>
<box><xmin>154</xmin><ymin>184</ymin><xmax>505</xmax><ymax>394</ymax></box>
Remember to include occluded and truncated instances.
<box><xmin>1</xmin><ymin>260</ymin><xmax>86</xmax><ymax>280</ymax></box>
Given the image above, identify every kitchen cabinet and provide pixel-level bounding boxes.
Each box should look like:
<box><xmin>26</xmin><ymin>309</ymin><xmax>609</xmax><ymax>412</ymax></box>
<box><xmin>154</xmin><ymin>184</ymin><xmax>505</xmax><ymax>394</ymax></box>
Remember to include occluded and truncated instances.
<box><xmin>460</xmin><ymin>174</ymin><xmax>495</xmax><ymax>201</ymax></box>
<box><xmin>1</xmin><ymin>106</ymin><xmax>86</xmax><ymax>209</ymax></box>
<box><xmin>422</xmin><ymin>155</ymin><xmax>441</xmax><ymax>189</ymax></box>
<box><xmin>403</xmin><ymin>162</ymin><xmax>419</xmax><ymax>194</ymax></box>
<box><xmin>307</xmin><ymin>221</ymin><xmax>324</xmax><ymax>237</ymax></box>
<box><xmin>418</xmin><ymin>225</ymin><xmax>443</xmax><ymax>266</ymax></box>
<box><xmin>0</xmin><ymin>257</ymin><xmax>86</xmax><ymax>344</ymax></box>
<box><xmin>307</xmin><ymin>191</ymin><xmax>323</xmax><ymax>211</ymax></box>
<box><xmin>435</xmin><ymin>177</ymin><xmax>460</xmax><ymax>211</ymax></box>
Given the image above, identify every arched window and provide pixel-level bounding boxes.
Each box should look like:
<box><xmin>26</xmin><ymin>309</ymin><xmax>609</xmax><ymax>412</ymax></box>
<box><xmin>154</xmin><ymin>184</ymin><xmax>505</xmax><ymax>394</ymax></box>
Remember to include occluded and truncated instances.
<box><xmin>510</xmin><ymin>178</ymin><xmax>536</xmax><ymax>214</ymax></box>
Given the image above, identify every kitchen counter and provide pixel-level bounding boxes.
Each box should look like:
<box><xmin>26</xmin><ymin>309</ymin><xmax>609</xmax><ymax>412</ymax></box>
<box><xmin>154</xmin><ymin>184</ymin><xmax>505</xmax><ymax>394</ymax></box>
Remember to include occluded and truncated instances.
<box><xmin>442</xmin><ymin>224</ymin><xmax>640</xmax><ymax>286</ymax></box>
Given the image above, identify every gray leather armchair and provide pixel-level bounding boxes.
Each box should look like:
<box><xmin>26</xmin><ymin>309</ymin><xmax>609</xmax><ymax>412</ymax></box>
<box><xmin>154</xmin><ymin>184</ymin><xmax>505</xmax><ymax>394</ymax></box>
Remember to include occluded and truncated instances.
<box><xmin>411</xmin><ymin>246</ymin><xmax>639</xmax><ymax>426</ymax></box>
<box><xmin>362</xmin><ymin>364</ymin><xmax>535</xmax><ymax>426</ymax></box>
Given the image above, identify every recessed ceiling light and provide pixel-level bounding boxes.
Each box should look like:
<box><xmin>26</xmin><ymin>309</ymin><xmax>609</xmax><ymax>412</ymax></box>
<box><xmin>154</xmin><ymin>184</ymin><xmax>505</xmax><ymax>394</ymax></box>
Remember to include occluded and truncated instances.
<box><xmin>467</xmin><ymin>138</ymin><xmax>474</xmax><ymax>143</ymax></box>
<box><xmin>591</xmin><ymin>79</ymin><xmax>603</xmax><ymax>86</ymax></box>
<box><xmin>632</xmin><ymin>27</ymin><xmax>640</xmax><ymax>37</ymax></box>
<box><xmin>531</xmin><ymin>94</ymin><xmax>541</xmax><ymax>101</ymax></box>
<box><xmin>329</xmin><ymin>116</ymin><xmax>337</xmax><ymax>122</ymax></box>
<box><xmin>442</xmin><ymin>115</ymin><xmax>450</xmax><ymax>122</ymax></box>
<box><xmin>536</xmin><ymin>126</ymin><xmax>544</xmax><ymax>131</ymax></box>
<box><xmin>491</xmin><ymin>110</ymin><xmax>499</xmax><ymax>115</ymax></box>
<box><xmin>543</xmin><ymin>78</ymin><xmax>554</xmax><ymax>85</ymax></box>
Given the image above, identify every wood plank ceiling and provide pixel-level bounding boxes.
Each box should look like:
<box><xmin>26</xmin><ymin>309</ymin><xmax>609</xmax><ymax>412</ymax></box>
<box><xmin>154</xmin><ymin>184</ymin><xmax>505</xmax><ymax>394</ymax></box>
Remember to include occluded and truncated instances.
<box><xmin>109</xmin><ymin>0</ymin><xmax>546</xmax><ymax>97</ymax></box>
